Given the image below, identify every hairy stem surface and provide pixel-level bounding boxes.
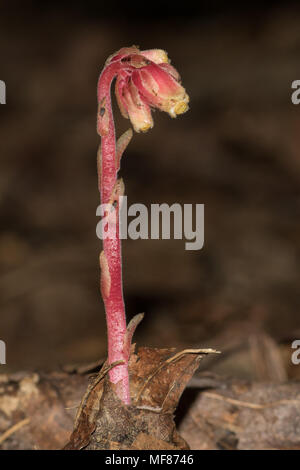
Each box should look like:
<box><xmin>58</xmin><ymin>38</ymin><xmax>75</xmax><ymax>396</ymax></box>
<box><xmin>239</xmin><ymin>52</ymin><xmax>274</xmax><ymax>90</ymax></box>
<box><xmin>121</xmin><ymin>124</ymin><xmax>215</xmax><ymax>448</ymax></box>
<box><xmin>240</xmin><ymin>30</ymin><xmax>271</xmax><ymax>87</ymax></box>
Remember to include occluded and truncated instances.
<box><xmin>97</xmin><ymin>62</ymin><xmax>130</xmax><ymax>404</ymax></box>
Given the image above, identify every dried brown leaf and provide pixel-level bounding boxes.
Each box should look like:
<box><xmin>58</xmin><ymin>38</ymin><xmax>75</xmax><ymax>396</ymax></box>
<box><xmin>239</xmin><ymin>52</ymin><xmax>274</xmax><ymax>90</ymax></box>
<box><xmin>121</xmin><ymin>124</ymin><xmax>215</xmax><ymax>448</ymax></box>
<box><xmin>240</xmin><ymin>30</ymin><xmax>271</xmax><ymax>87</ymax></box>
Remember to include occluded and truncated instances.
<box><xmin>65</xmin><ymin>346</ymin><xmax>218</xmax><ymax>450</ymax></box>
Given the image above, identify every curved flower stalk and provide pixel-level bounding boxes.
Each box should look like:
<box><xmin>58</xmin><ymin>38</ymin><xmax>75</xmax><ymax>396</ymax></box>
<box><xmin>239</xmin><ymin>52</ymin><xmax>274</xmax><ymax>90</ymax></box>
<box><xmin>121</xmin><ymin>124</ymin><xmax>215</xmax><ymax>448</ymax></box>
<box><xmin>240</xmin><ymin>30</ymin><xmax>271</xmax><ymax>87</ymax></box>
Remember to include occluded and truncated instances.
<box><xmin>97</xmin><ymin>46</ymin><xmax>189</xmax><ymax>404</ymax></box>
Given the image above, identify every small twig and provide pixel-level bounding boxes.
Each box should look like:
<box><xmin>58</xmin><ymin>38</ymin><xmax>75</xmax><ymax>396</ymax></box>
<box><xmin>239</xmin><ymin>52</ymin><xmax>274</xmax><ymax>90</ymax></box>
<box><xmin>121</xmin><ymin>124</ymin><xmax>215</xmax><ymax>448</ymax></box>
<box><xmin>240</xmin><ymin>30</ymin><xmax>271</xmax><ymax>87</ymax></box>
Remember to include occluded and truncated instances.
<box><xmin>0</xmin><ymin>418</ymin><xmax>30</xmax><ymax>446</ymax></box>
<box><xmin>136</xmin><ymin>405</ymin><xmax>163</xmax><ymax>413</ymax></box>
<box><xmin>203</xmin><ymin>391</ymin><xmax>300</xmax><ymax>410</ymax></box>
<box><xmin>165</xmin><ymin>349</ymin><xmax>220</xmax><ymax>364</ymax></box>
<box><xmin>65</xmin><ymin>403</ymin><xmax>80</xmax><ymax>411</ymax></box>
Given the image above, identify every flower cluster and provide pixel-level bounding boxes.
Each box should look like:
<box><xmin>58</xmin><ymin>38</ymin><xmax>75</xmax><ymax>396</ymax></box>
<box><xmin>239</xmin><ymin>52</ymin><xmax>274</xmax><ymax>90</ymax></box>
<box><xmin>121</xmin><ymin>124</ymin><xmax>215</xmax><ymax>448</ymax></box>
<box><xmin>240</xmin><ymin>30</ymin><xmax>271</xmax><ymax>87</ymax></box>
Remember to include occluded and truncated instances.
<box><xmin>108</xmin><ymin>46</ymin><xmax>189</xmax><ymax>133</ymax></box>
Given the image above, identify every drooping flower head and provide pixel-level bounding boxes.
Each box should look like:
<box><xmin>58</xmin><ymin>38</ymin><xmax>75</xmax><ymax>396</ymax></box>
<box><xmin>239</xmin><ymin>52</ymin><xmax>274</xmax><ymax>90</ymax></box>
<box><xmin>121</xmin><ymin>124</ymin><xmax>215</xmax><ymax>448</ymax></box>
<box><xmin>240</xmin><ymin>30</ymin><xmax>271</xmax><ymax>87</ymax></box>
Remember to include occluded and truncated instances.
<box><xmin>98</xmin><ymin>46</ymin><xmax>189</xmax><ymax>134</ymax></box>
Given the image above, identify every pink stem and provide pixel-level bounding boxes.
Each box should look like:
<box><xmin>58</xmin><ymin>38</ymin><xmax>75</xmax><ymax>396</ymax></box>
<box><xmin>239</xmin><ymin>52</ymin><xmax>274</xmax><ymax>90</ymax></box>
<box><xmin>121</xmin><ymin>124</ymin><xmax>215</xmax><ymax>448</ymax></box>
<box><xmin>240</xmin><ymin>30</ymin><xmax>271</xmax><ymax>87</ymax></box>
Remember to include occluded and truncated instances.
<box><xmin>97</xmin><ymin>62</ymin><xmax>130</xmax><ymax>404</ymax></box>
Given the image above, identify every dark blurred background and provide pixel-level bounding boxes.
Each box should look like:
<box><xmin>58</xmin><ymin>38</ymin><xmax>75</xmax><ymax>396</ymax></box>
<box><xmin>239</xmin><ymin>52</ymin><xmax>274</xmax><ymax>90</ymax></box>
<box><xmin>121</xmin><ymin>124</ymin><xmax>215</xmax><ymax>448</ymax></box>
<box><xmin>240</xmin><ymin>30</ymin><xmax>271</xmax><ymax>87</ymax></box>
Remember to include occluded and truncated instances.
<box><xmin>0</xmin><ymin>1</ymin><xmax>300</xmax><ymax>381</ymax></box>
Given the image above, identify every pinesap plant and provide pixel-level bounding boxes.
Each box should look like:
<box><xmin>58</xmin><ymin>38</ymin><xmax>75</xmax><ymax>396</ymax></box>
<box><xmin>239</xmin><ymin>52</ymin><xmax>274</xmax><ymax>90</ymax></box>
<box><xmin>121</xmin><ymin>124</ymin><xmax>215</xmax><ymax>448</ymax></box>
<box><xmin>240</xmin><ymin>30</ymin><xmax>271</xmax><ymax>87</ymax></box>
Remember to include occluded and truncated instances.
<box><xmin>97</xmin><ymin>46</ymin><xmax>189</xmax><ymax>404</ymax></box>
